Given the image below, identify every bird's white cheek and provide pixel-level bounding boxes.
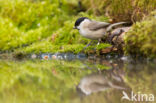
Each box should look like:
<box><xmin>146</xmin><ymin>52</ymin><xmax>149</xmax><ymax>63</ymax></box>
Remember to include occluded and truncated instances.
<box><xmin>77</xmin><ymin>26</ymin><xmax>80</xmax><ymax>30</ymax></box>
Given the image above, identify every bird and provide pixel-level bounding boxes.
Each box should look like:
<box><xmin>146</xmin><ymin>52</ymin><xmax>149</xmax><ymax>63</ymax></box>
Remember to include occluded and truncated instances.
<box><xmin>76</xmin><ymin>73</ymin><xmax>126</xmax><ymax>95</ymax></box>
<box><xmin>73</xmin><ymin>17</ymin><xmax>127</xmax><ymax>48</ymax></box>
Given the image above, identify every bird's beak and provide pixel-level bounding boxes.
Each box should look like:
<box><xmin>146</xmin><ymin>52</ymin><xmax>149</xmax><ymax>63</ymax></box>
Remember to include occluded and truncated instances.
<box><xmin>73</xmin><ymin>26</ymin><xmax>77</xmax><ymax>29</ymax></box>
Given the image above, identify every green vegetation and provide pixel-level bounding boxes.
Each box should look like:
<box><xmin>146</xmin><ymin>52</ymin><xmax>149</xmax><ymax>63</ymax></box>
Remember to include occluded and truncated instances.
<box><xmin>0</xmin><ymin>0</ymin><xmax>110</xmax><ymax>54</ymax></box>
<box><xmin>0</xmin><ymin>0</ymin><xmax>155</xmax><ymax>56</ymax></box>
<box><xmin>124</xmin><ymin>11</ymin><xmax>156</xmax><ymax>58</ymax></box>
<box><xmin>0</xmin><ymin>0</ymin><xmax>156</xmax><ymax>103</ymax></box>
<box><xmin>82</xmin><ymin>0</ymin><xmax>156</xmax><ymax>22</ymax></box>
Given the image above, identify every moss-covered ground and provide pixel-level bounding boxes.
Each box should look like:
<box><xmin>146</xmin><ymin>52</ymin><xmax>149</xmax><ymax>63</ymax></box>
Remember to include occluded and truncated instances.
<box><xmin>0</xmin><ymin>0</ymin><xmax>156</xmax><ymax>57</ymax></box>
<box><xmin>124</xmin><ymin>11</ymin><xmax>156</xmax><ymax>58</ymax></box>
<box><xmin>0</xmin><ymin>0</ymin><xmax>111</xmax><ymax>55</ymax></box>
<box><xmin>82</xmin><ymin>0</ymin><xmax>156</xmax><ymax>22</ymax></box>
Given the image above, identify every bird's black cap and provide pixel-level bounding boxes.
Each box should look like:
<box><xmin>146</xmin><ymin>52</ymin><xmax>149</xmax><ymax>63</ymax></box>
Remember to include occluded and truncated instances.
<box><xmin>74</xmin><ymin>17</ymin><xmax>89</xmax><ymax>27</ymax></box>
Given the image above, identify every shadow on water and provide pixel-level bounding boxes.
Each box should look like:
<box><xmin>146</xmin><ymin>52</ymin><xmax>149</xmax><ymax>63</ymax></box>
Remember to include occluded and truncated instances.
<box><xmin>0</xmin><ymin>54</ymin><xmax>156</xmax><ymax>103</ymax></box>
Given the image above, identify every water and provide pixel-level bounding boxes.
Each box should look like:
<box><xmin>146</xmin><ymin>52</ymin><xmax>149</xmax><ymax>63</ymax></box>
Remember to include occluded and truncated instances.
<box><xmin>0</xmin><ymin>54</ymin><xmax>156</xmax><ymax>103</ymax></box>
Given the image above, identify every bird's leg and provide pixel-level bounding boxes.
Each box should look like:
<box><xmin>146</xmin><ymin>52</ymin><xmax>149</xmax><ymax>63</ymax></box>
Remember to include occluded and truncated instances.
<box><xmin>97</xmin><ymin>39</ymin><xmax>101</xmax><ymax>45</ymax></box>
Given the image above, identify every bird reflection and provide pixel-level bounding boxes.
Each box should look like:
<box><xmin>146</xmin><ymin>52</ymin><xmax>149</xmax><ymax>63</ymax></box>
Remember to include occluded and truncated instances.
<box><xmin>77</xmin><ymin>69</ymin><xmax>127</xmax><ymax>96</ymax></box>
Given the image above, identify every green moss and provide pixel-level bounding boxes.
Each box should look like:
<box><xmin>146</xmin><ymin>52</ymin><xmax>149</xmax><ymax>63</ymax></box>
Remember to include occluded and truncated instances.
<box><xmin>16</xmin><ymin>40</ymin><xmax>111</xmax><ymax>54</ymax></box>
<box><xmin>0</xmin><ymin>0</ymin><xmax>76</xmax><ymax>50</ymax></box>
<box><xmin>17</xmin><ymin>41</ymin><xmax>85</xmax><ymax>54</ymax></box>
<box><xmin>0</xmin><ymin>0</ymin><xmax>110</xmax><ymax>54</ymax></box>
<box><xmin>124</xmin><ymin>11</ymin><xmax>156</xmax><ymax>58</ymax></box>
<box><xmin>96</xmin><ymin>43</ymin><xmax>111</xmax><ymax>50</ymax></box>
<box><xmin>82</xmin><ymin>0</ymin><xmax>156</xmax><ymax>21</ymax></box>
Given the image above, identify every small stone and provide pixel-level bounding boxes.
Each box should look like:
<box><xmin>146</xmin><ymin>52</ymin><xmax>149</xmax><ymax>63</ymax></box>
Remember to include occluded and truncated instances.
<box><xmin>88</xmin><ymin>55</ymin><xmax>96</xmax><ymax>59</ymax></box>
<box><xmin>52</xmin><ymin>55</ymin><xmax>57</xmax><ymax>59</ymax></box>
<box><xmin>76</xmin><ymin>53</ymin><xmax>86</xmax><ymax>59</ymax></box>
<box><xmin>31</xmin><ymin>54</ymin><xmax>37</xmax><ymax>59</ymax></box>
<box><xmin>106</xmin><ymin>55</ymin><xmax>111</xmax><ymax>59</ymax></box>
<box><xmin>121</xmin><ymin>56</ymin><xmax>128</xmax><ymax>61</ymax></box>
<box><xmin>43</xmin><ymin>55</ymin><xmax>49</xmax><ymax>60</ymax></box>
<box><xmin>41</xmin><ymin>54</ymin><xmax>51</xmax><ymax>60</ymax></box>
<box><xmin>64</xmin><ymin>53</ymin><xmax>75</xmax><ymax>60</ymax></box>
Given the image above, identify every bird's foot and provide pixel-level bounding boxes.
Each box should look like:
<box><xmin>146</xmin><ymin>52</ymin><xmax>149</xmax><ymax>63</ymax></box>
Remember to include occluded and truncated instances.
<box><xmin>97</xmin><ymin>39</ymin><xmax>101</xmax><ymax>46</ymax></box>
<box><xmin>97</xmin><ymin>42</ymin><xmax>100</xmax><ymax>45</ymax></box>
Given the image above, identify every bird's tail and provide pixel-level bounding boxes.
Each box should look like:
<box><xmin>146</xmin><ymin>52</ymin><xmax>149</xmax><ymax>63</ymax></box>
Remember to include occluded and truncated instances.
<box><xmin>106</xmin><ymin>22</ymin><xmax>128</xmax><ymax>32</ymax></box>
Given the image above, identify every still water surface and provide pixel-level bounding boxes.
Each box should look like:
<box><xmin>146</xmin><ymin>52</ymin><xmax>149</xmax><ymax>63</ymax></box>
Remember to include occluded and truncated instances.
<box><xmin>0</xmin><ymin>54</ymin><xmax>156</xmax><ymax>103</ymax></box>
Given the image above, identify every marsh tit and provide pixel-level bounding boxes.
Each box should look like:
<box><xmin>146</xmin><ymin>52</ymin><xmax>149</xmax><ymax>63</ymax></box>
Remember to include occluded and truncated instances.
<box><xmin>77</xmin><ymin>73</ymin><xmax>125</xmax><ymax>95</ymax></box>
<box><xmin>73</xmin><ymin>17</ymin><xmax>127</xmax><ymax>47</ymax></box>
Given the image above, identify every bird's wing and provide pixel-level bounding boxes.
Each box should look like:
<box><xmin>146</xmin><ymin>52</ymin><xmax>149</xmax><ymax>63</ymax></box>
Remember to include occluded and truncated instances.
<box><xmin>106</xmin><ymin>22</ymin><xmax>127</xmax><ymax>32</ymax></box>
<box><xmin>89</xmin><ymin>82</ymin><xmax>110</xmax><ymax>91</ymax></box>
<box><xmin>88</xmin><ymin>21</ymin><xmax>110</xmax><ymax>31</ymax></box>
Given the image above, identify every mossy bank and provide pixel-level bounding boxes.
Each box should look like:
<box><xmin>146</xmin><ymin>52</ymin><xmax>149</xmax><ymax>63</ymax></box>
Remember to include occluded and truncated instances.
<box><xmin>82</xmin><ymin>0</ymin><xmax>156</xmax><ymax>22</ymax></box>
<box><xmin>0</xmin><ymin>0</ymin><xmax>111</xmax><ymax>55</ymax></box>
<box><xmin>0</xmin><ymin>0</ymin><xmax>156</xmax><ymax>58</ymax></box>
<box><xmin>124</xmin><ymin>11</ymin><xmax>156</xmax><ymax>58</ymax></box>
